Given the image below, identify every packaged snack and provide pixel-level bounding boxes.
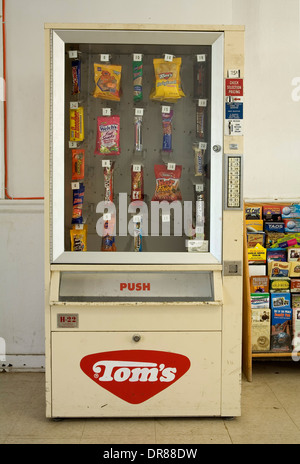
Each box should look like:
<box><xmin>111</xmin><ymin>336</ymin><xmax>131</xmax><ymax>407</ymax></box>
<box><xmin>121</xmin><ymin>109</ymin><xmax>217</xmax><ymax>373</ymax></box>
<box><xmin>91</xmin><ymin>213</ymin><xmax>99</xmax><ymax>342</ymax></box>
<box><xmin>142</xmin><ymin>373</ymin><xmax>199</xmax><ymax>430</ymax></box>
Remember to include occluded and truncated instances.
<box><xmin>250</xmin><ymin>276</ymin><xmax>269</xmax><ymax>293</ymax></box>
<box><xmin>72</xmin><ymin>149</ymin><xmax>85</xmax><ymax>181</ymax></box>
<box><xmin>131</xmin><ymin>166</ymin><xmax>144</xmax><ymax>202</ymax></box>
<box><xmin>134</xmin><ymin>115</ymin><xmax>143</xmax><ymax>151</ymax></box>
<box><xmin>133</xmin><ymin>57</ymin><xmax>143</xmax><ymax>102</ymax></box>
<box><xmin>270</xmin><ymin>233</ymin><xmax>300</xmax><ymax>248</ymax></box>
<box><xmin>271</xmin><ymin>293</ymin><xmax>291</xmax><ymax>310</ymax></box>
<box><xmin>196</xmin><ymin>106</ymin><xmax>205</xmax><ymax>139</ymax></box>
<box><xmin>194</xmin><ymin>59</ymin><xmax>207</xmax><ymax>99</ymax></box>
<box><xmin>95</xmin><ymin>116</ymin><xmax>120</xmax><ymax>155</ymax></box>
<box><xmin>150</xmin><ymin>57</ymin><xmax>185</xmax><ymax>103</ymax></box>
<box><xmin>71</xmin><ymin>183</ymin><xmax>85</xmax><ymax>224</ymax></box>
<box><xmin>162</xmin><ymin>110</ymin><xmax>173</xmax><ymax>151</ymax></box>
<box><xmin>70</xmin><ymin>107</ymin><xmax>84</xmax><ymax>141</ymax></box>
<box><xmin>93</xmin><ymin>63</ymin><xmax>122</xmax><ymax>101</ymax></box>
<box><xmin>71</xmin><ymin>59</ymin><xmax>81</xmax><ymax>95</ymax></box>
<box><xmin>133</xmin><ymin>217</ymin><xmax>142</xmax><ymax>252</ymax></box>
<box><xmin>194</xmin><ymin>146</ymin><xmax>205</xmax><ymax>177</ymax></box>
<box><xmin>293</xmin><ymin>308</ymin><xmax>300</xmax><ymax>347</ymax></box>
<box><xmin>195</xmin><ymin>193</ymin><xmax>205</xmax><ymax>239</ymax></box>
<box><xmin>292</xmin><ymin>294</ymin><xmax>300</xmax><ymax>309</ymax></box>
<box><xmin>103</xmin><ymin>162</ymin><xmax>115</xmax><ymax>203</ymax></box>
<box><xmin>101</xmin><ymin>226</ymin><xmax>117</xmax><ymax>251</ymax></box>
<box><xmin>152</xmin><ymin>164</ymin><xmax>182</xmax><ymax>203</ymax></box>
<box><xmin>70</xmin><ymin>225</ymin><xmax>87</xmax><ymax>252</ymax></box>
<box><xmin>264</xmin><ymin>222</ymin><xmax>285</xmax><ymax>233</ymax></box>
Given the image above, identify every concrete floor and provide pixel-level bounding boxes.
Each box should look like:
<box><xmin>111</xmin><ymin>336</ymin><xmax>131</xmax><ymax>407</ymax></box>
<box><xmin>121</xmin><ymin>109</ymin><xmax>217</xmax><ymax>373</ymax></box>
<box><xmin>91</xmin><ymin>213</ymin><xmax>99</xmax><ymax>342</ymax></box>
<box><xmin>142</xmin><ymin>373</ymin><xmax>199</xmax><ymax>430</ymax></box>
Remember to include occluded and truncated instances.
<box><xmin>1</xmin><ymin>361</ymin><xmax>300</xmax><ymax>444</ymax></box>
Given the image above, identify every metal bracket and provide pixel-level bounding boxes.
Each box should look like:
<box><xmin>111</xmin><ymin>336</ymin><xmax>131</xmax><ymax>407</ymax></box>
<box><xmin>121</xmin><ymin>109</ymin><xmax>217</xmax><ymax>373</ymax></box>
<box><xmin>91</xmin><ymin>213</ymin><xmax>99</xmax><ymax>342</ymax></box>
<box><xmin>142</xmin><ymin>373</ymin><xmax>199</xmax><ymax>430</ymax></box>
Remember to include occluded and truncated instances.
<box><xmin>223</xmin><ymin>261</ymin><xmax>242</xmax><ymax>276</ymax></box>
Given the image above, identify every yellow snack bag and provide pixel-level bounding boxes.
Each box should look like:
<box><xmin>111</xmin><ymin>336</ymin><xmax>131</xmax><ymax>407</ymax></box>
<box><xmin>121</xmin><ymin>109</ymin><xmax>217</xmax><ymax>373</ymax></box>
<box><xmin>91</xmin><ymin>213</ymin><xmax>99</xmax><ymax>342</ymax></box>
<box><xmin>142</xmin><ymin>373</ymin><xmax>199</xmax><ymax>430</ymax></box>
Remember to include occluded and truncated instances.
<box><xmin>93</xmin><ymin>63</ymin><xmax>122</xmax><ymax>101</ymax></box>
<box><xmin>70</xmin><ymin>107</ymin><xmax>84</xmax><ymax>142</ymax></box>
<box><xmin>150</xmin><ymin>57</ymin><xmax>185</xmax><ymax>103</ymax></box>
<box><xmin>70</xmin><ymin>225</ymin><xmax>87</xmax><ymax>252</ymax></box>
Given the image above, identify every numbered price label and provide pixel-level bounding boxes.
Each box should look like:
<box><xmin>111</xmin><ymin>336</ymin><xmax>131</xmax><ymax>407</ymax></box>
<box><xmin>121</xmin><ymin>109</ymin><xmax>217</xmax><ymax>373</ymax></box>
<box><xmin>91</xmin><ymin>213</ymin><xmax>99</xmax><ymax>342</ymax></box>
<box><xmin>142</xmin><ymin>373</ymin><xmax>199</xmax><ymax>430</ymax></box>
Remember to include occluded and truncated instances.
<box><xmin>162</xmin><ymin>214</ymin><xmax>170</xmax><ymax>223</ymax></box>
<box><xmin>162</xmin><ymin>105</ymin><xmax>171</xmax><ymax>114</ymax></box>
<box><xmin>135</xmin><ymin>108</ymin><xmax>144</xmax><ymax>116</ymax></box>
<box><xmin>133</xmin><ymin>53</ymin><xmax>143</xmax><ymax>61</ymax></box>
<box><xmin>167</xmin><ymin>163</ymin><xmax>176</xmax><ymax>171</ymax></box>
<box><xmin>197</xmin><ymin>54</ymin><xmax>206</xmax><ymax>62</ymax></box>
<box><xmin>132</xmin><ymin>164</ymin><xmax>141</xmax><ymax>172</ymax></box>
<box><xmin>102</xmin><ymin>108</ymin><xmax>111</xmax><ymax>116</ymax></box>
<box><xmin>164</xmin><ymin>54</ymin><xmax>174</xmax><ymax>62</ymax></box>
<box><xmin>102</xmin><ymin>160</ymin><xmax>111</xmax><ymax>168</ymax></box>
<box><xmin>100</xmin><ymin>54</ymin><xmax>110</xmax><ymax>62</ymax></box>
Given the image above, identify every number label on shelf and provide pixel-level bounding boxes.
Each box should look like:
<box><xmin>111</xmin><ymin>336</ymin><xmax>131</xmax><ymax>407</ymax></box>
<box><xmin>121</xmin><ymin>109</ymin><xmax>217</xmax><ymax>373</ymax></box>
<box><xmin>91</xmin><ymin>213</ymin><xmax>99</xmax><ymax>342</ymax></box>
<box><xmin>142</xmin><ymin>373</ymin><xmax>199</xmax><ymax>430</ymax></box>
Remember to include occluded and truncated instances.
<box><xmin>133</xmin><ymin>53</ymin><xmax>142</xmax><ymax>61</ymax></box>
<box><xmin>198</xmin><ymin>99</ymin><xmax>207</xmax><ymax>107</ymax></box>
<box><xmin>135</xmin><ymin>108</ymin><xmax>144</xmax><ymax>116</ymax></box>
<box><xmin>103</xmin><ymin>213</ymin><xmax>111</xmax><ymax>221</ymax></box>
<box><xmin>102</xmin><ymin>108</ymin><xmax>111</xmax><ymax>116</ymax></box>
<box><xmin>133</xmin><ymin>215</ymin><xmax>141</xmax><ymax>223</ymax></box>
<box><xmin>100</xmin><ymin>54</ymin><xmax>110</xmax><ymax>62</ymax></box>
<box><xmin>197</xmin><ymin>54</ymin><xmax>206</xmax><ymax>62</ymax></box>
<box><xmin>132</xmin><ymin>164</ymin><xmax>141</xmax><ymax>172</ymax></box>
<box><xmin>164</xmin><ymin>54</ymin><xmax>174</xmax><ymax>62</ymax></box>
<box><xmin>162</xmin><ymin>105</ymin><xmax>171</xmax><ymax>114</ymax></box>
<box><xmin>102</xmin><ymin>160</ymin><xmax>111</xmax><ymax>168</ymax></box>
<box><xmin>162</xmin><ymin>214</ymin><xmax>170</xmax><ymax>223</ymax></box>
<box><xmin>70</xmin><ymin>102</ymin><xmax>79</xmax><ymax>109</ymax></box>
<box><xmin>167</xmin><ymin>163</ymin><xmax>176</xmax><ymax>171</ymax></box>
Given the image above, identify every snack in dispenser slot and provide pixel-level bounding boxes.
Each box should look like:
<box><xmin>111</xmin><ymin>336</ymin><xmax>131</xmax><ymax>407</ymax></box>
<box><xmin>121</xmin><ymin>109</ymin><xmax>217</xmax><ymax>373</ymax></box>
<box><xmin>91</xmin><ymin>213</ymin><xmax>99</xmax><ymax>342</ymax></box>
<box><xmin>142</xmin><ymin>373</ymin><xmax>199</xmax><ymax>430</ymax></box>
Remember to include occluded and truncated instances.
<box><xmin>133</xmin><ymin>56</ymin><xmax>143</xmax><ymax>102</ymax></box>
<box><xmin>70</xmin><ymin>107</ymin><xmax>84</xmax><ymax>142</ymax></box>
<box><xmin>72</xmin><ymin>149</ymin><xmax>85</xmax><ymax>181</ymax></box>
<box><xmin>70</xmin><ymin>225</ymin><xmax>87</xmax><ymax>252</ymax></box>
<box><xmin>93</xmin><ymin>63</ymin><xmax>122</xmax><ymax>101</ymax></box>
<box><xmin>150</xmin><ymin>57</ymin><xmax>185</xmax><ymax>103</ymax></box>
<box><xmin>196</xmin><ymin>106</ymin><xmax>205</xmax><ymax>139</ymax></box>
<box><xmin>162</xmin><ymin>110</ymin><xmax>173</xmax><ymax>152</ymax></box>
<box><xmin>134</xmin><ymin>115</ymin><xmax>143</xmax><ymax>152</ymax></box>
<box><xmin>194</xmin><ymin>59</ymin><xmax>207</xmax><ymax>99</ymax></box>
<box><xmin>193</xmin><ymin>146</ymin><xmax>205</xmax><ymax>177</ymax></box>
<box><xmin>71</xmin><ymin>183</ymin><xmax>85</xmax><ymax>224</ymax></box>
<box><xmin>95</xmin><ymin>116</ymin><xmax>120</xmax><ymax>155</ymax></box>
<box><xmin>71</xmin><ymin>59</ymin><xmax>81</xmax><ymax>95</ymax></box>
<box><xmin>103</xmin><ymin>162</ymin><xmax>115</xmax><ymax>203</ymax></box>
<box><xmin>101</xmin><ymin>216</ymin><xmax>117</xmax><ymax>252</ymax></box>
<box><xmin>134</xmin><ymin>218</ymin><xmax>142</xmax><ymax>252</ymax></box>
<box><xmin>131</xmin><ymin>165</ymin><xmax>144</xmax><ymax>202</ymax></box>
<box><xmin>152</xmin><ymin>164</ymin><xmax>182</xmax><ymax>202</ymax></box>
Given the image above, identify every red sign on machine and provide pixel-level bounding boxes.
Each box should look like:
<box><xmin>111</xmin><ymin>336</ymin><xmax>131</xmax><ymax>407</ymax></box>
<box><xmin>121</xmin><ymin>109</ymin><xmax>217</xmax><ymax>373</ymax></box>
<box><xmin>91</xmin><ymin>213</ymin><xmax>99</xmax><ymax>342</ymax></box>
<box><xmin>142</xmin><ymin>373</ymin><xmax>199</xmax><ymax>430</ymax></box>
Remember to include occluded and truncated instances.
<box><xmin>80</xmin><ymin>350</ymin><xmax>191</xmax><ymax>404</ymax></box>
<box><xmin>225</xmin><ymin>78</ymin><xmax>243</xmax><ymax>96</ymax></box>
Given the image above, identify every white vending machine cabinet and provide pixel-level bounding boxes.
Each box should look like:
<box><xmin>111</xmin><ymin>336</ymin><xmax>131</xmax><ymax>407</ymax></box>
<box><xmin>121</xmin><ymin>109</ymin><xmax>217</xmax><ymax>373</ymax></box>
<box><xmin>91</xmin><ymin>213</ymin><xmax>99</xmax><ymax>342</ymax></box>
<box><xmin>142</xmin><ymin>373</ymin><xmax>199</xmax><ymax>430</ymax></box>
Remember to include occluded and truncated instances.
<box><xmin>44</xmin><ymin>24</ymin><xmax>244</xmax><ymax>418</ymax></box>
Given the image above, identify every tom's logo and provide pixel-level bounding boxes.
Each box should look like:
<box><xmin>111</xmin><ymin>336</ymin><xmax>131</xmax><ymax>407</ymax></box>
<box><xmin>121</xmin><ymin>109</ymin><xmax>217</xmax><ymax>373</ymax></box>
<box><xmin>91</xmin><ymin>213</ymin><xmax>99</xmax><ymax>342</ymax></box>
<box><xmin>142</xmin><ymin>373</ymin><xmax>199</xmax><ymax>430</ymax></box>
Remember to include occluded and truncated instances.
<box><xmin>80</xmin><ymin>350</ymin><xmax>191</xmax><ymax>404</ymax></box>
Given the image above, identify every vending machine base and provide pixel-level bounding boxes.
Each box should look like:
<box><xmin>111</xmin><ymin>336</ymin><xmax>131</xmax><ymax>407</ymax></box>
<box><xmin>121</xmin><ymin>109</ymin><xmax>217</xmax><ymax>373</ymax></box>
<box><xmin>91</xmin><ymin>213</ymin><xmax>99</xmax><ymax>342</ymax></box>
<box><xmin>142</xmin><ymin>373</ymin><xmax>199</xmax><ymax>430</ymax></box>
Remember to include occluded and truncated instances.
<box><xmin>46</xmin><ymin>261</ymin><xmax>242</xmax><ymax>418</ymax></box>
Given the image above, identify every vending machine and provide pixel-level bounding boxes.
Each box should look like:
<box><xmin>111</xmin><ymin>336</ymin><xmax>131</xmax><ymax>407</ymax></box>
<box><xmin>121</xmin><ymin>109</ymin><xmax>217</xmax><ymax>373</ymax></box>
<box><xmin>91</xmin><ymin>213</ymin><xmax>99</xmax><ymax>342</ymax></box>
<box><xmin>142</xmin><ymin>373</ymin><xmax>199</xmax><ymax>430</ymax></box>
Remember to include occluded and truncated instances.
<box><xmin>44</xmin><ymin>24</ymin><xmax>244</xmax><ymax>418</ymax></box>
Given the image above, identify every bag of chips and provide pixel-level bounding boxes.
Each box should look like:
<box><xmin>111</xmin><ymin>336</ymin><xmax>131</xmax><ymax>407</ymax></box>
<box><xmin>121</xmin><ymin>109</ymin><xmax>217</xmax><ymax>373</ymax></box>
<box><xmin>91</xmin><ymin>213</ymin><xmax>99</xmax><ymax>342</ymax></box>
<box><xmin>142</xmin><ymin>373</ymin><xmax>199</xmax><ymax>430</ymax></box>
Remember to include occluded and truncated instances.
<box><xmin>150</xmin><ymin>57</ymin><xmax>185</xmax><ymax>103</ymax></box>
<box><xmin>95</xmin><ymin>116</ymin><xmax>120</xmax><ymax>155</ymax></box>
<box><xmin>152</xmin><ymin>164</ymin><xmax>182</xmax><ymax>202</ymax></box>
<box><xmin>93</xmin><ymin>63</ymin><xmax>122</xmax><ymax>101</ymax></box>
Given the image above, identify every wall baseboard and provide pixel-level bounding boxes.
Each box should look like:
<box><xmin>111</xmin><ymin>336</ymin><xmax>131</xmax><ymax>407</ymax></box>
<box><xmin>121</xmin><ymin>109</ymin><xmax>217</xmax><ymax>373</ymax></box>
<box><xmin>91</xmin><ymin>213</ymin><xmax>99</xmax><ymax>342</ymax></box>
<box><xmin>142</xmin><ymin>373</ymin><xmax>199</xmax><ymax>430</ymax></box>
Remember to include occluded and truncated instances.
<box><xmin>1</xmin><ymin>355</ymin><xmax>45</xmax><ymax>372</ymax></box>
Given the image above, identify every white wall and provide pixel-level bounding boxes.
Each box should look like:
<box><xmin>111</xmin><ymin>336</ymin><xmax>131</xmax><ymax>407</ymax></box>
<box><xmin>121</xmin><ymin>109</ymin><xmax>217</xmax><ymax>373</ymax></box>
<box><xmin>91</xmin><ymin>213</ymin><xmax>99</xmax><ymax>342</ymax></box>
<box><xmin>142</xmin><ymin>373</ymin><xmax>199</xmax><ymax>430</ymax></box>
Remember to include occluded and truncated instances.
<box><xmin>1</xmin><ymin>0</ymin><xmax>300</xmax><ymax>369</ymax></box>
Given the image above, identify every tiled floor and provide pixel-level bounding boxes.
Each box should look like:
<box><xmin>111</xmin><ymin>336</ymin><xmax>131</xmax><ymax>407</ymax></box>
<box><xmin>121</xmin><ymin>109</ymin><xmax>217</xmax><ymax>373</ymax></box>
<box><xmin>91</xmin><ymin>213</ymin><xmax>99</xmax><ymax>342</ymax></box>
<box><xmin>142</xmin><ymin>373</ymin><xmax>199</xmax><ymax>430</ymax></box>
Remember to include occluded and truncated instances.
<box><xmin>0</xmin><ymin>362</ymin><xmax>300</xmax><ymax>444</ymax></box>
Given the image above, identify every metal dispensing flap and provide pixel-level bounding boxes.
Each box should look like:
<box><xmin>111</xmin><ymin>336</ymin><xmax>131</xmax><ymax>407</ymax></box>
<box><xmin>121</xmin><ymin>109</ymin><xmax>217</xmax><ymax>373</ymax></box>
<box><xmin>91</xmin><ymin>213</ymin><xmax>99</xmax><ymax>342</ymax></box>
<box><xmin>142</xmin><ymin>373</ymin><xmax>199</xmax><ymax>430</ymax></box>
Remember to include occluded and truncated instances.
<box><xmin>58</xmin><ymin>271</ymin><xmax>215</xmax><ymax>303</ymax></box>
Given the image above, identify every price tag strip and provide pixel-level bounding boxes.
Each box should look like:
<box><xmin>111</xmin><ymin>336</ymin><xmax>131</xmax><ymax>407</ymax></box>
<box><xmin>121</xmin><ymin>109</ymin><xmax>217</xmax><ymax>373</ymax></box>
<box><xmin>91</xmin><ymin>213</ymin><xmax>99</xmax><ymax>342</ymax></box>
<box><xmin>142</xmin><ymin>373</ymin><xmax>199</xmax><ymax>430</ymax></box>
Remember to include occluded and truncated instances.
<box><xmin>224</xmin><ymin>154</ymin><xmax>243</xmax><ymax>210</ymax></box>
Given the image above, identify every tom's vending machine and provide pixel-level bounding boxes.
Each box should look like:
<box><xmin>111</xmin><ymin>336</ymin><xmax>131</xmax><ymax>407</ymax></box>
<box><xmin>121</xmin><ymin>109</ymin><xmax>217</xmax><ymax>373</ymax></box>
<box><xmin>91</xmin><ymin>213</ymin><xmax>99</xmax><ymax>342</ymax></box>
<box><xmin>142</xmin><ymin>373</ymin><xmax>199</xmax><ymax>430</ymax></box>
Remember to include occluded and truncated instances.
<box><xmin>44</xmin><ymin>24</ymin><xmax>244</xmax><ymax>418</ymax></box>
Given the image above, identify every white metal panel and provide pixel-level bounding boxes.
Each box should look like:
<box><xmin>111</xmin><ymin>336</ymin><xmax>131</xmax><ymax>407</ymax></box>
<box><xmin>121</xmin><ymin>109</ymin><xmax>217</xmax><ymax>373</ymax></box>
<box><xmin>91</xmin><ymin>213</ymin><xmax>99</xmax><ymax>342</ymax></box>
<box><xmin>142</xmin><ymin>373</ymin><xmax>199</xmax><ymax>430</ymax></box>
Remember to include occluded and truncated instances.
<box><xmin>51</xmin><ymin>331</ymin><xmax>221</xmax><ymax>417</ymax></box>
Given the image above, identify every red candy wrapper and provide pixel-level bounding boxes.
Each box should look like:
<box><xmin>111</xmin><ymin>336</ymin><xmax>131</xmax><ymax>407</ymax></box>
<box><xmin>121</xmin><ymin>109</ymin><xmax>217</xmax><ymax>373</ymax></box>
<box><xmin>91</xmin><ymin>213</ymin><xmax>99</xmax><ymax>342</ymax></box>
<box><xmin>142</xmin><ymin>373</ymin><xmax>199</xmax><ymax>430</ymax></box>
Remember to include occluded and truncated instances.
<box><xmin>95</xmin><ymin>116</ymin><xmax>120</xmax><ymax>155</ymax></box>
<box><xmin>152</xmin><ymin>164</ymin><xmax>182</xmax><ymax>202</ymax></box>
<box><xmin>131</xmin><ymin>166</ymin><xmax>144</xmax><ymax>202</ymax></box>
